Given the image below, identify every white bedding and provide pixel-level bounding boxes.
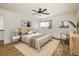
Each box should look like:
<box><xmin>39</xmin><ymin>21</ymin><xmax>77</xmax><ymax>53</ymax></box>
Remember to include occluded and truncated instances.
<box><xmin>21</xmin><ymin>33</ymin><xmax>43</xmax><ymax>44</ymax></box>
<box><xmin>35</xmin><ymin>34</ymin><xmax>52</xmax><ymax>50</ymax></box>
<box><xmin>21</xmin><ymin>33</ymin><xmax>52</xmax><ymax>50</ymax></box>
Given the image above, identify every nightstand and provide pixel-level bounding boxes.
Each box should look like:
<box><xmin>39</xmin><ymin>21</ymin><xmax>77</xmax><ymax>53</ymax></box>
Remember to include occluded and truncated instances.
<box><xmin>11</xmin><ymin>35</ymin><xmax>20</xmax><ymax>43</ymax></box>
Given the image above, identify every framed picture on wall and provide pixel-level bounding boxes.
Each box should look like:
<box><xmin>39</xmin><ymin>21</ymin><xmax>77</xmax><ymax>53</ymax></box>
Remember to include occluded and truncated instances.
<box><xmin>59</xmin><ymin>21</ymin><xmax>69</xmax><ymax>28</ymax></box>
<box><xmin>40</xmin><ymin>20</ymin><xmax>52</xmax><ymax>29</ymax></box>
<box><xmin>39</xmin><ymin>16</ymin><xmax>52</xmax><ymax>29</ymax></box>
<box><xmin>21</xmin><ymin>19</ymin><xmax>31</xmax><ymax>27</ymax></box>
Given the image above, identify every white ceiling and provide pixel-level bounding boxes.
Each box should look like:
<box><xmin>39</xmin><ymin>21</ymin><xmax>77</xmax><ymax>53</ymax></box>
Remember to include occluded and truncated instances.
<box><xmin>0</xmin><ymin>3</ymin><xmax>79</xmax><ymax>16</ymax></box>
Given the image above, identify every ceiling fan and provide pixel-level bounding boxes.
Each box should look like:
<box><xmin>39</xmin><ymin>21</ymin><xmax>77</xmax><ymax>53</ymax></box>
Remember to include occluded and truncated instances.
<box><xmin>32</xmin><ymin>8</ymin><xmax>49</xmax><ymax>15</ymax></box>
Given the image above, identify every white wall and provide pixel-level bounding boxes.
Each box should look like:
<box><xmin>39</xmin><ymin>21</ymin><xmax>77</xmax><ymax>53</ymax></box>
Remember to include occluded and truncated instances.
<box><xmin>0</xmin><ymin>16</ymin><xmax>3</xmax><ymax>27</ymax></box>
<box><xmin>32</xmin><ymin>13</ymin><xmax>77</xmax><ymax>38</ymax></box>
<box><xmin>0</xmin><ymin>16</ymin><xmax>4</xmax><ymax>40</ymax></box>
<box><xmin>76</xmin><ymin>9</ymin><xmax>79</xmax><ymax>21</ymax></box>
<box><xmin>0</xmin><ymin>9</ymin><xmax>25</xmax><ymax>44</ymax></box>
<box><xmin>51</xmin><ymin>14</ymin><xmax>77</xmax><ymax>38</ymax></box>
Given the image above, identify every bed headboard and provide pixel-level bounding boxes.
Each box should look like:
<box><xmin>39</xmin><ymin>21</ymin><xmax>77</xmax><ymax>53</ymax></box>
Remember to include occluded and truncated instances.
<box><xmin>18</xmin><ymin>27</ymin><xmax>34</xmax><ymax>35</ymax></box>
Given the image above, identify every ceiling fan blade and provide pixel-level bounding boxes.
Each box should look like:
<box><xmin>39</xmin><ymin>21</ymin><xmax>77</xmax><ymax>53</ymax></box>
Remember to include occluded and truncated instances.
<box><xmin>39</xmin><ymin>8</ymin><xmax>42</xmax><ymax>11</ymax></box>
<box><xmin>32</xmin><ymin>13</ymin><xmax>38</xmax><ymax>15</ymax></box>
<box><xmin>32</xmin><ymin>10</ymin><xmax>38</xmax><ymax>12</ymax></box>
<box><xmin>41</xmin><ymin>9</ymin><xmax>47</xmax><ymax>12</ymax></box>
<box><xmin>41</xmin><ymin>13</ymin><xmax>49</xmax><ymax>15</ymax></box>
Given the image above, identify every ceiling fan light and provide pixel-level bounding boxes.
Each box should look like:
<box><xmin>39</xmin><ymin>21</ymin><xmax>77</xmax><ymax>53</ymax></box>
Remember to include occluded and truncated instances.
<box><xmin>32</xmin><ymin>8</ymin><xmax>49</xmax><ymax>15</ymax></box>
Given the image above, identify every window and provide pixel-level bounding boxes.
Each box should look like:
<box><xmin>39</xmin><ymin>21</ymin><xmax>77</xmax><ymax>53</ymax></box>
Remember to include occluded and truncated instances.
<box><xmin>40</xmin><ymin>21</ymin><xmax>52</xmax><ymax>29</ymax></box>
<box><xmin>0</xmin><ymin>16</ymin><xmax>4</xmax><ymax>30</ymax></box>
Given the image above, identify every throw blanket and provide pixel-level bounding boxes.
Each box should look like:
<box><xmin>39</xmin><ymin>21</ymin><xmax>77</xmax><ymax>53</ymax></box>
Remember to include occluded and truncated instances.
<box><xmin>21</xmin><ymin>33</ymin><xmax>43</xmax><ymax>44</ymax></box>
<box><xmin>29</xmin><ymin>34</ymin><xmax>52</xmax><ymax>50</ymax></box>
<box><xmin>29</xmin><ymin>34</ymin><xmax>45</xmax><ymax>47</ymax></box>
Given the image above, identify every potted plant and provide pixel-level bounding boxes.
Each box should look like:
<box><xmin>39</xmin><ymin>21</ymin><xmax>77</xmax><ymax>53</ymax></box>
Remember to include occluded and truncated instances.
<box><xmin>69</xmin><ymin>21</ymin><xmax>79</xmax><ymax>33</ymax></box>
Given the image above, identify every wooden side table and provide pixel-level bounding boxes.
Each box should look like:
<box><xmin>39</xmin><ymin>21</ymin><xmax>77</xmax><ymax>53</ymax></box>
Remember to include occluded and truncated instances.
<box><xmin>11</xmin><ymin>28</ymin><xmax>21</xmax><ymax>43</ymax></box>
<box><xmin>11</xmin><ymin>35</ymin><xmax>20</xmax><ymax>43</ymax></box>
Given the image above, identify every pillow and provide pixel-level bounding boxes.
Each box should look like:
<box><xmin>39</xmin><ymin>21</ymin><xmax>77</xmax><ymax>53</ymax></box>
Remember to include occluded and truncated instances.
<box><xmin>21</xmin><ymin>27</ymin><xmax>27</xmax><ymax>35</ymax></box>
<box><xmin>28</xmin><ymin>30</ymin><xmax>33</xmax><ymax>34</ymax></box>
<box><xmin>21</xmin><ymin>30</ymin><xmax>28</xmax><ymax>35</ymax></box>
<box><xmin>13</xmin><ymin>32</ymin><xmax>19</xmax><ymax>36</ymax></box>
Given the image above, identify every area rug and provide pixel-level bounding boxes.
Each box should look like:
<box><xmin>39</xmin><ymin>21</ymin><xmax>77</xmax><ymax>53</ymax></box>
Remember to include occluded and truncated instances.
<box><xmin>14</xmin><ymin>39</ymin><xmax>60</xmax><ymax>56</ymax></box>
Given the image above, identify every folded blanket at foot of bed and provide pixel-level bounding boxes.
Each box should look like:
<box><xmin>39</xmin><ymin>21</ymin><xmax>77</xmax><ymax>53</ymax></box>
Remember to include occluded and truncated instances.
<box><xmin>29</xmin><ymin>34</ymin><xmax>45</xmax><ymax>47</ymax></box>
<box><xmin>21</xmin><ymin>33</ymin><xmax>43</xmax><ymax>44</ymax></box>
<box><xmin>29</xmin><ymin>34</ymin><xmax>52</xmax><ymax>50</ymax></box>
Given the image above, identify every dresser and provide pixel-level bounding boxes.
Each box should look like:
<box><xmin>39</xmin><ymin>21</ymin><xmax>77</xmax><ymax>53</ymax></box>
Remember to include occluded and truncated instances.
<box><xmin>70</xmin><ymin>33</ymin><xmax>79</xmax><ymax>55</ymax></box>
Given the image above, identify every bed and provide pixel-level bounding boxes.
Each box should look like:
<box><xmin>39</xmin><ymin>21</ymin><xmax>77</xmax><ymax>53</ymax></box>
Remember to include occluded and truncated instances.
<box><xmin>15</xmin><ymin>39</ymin><xmax>60</xmax><ymax>56</ymax></box>
<box><xmin>21</xmin><ymin>33</ymin><xmax>43</xmax><ymax>44</ymax></box>
<box><xmin>30</xmin><ymin>34</ymin><xmax>52</xmax><ymax>50</ymax></box>
<box><xmin>21</xmin><ymin>33</ymin><xmax>52</xmax><ymax>50</ymax></box>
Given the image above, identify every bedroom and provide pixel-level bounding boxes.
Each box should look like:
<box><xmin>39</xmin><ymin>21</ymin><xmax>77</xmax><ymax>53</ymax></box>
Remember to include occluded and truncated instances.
<box><xmin>0</xmin><ymin>3</ymin><xmax>79</xmax><ymax>56</ymax></box>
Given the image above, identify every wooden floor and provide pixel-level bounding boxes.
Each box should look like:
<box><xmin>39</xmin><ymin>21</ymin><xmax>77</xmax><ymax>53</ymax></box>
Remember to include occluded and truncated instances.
<box><xmin>0</xmin><ymin>39</ymin><xmax>70</xmax><ymax>56</ymax></box>
<box><xmin>60</xmin><ymin>39</ymin><xmax>70</xmax><ymax>56</ymax></box>
<box><xmin>53</xmin><ymin>39</ymin><xmax>70</xmax><ymax>56</ymax></box>
<box><xmin>0</xmin><ymin>41</ymin><xmax>23</xmax><ymax>56</ymax></box>
<box><xmin>0</xmin><ymin>40</ymin><xmax>4</xmax><ymax>55</ymax></box>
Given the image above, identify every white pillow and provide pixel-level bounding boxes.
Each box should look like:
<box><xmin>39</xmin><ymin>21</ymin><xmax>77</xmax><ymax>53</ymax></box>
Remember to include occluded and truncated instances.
<box><xmin>28</xmin><ymin>30</ymin><xmax>33</xmax><ymax>34</ymax></box>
